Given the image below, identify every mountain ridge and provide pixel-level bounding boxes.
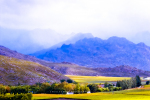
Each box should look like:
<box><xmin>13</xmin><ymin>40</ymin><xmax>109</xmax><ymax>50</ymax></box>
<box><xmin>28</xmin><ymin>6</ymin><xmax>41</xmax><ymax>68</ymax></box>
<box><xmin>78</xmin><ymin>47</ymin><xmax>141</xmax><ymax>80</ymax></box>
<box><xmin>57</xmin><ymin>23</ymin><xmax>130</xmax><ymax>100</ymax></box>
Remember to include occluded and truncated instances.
<box><xmin>31</xmin><ymin>36</ymin><xmax>150</xmax><ymax>71</ymax></box>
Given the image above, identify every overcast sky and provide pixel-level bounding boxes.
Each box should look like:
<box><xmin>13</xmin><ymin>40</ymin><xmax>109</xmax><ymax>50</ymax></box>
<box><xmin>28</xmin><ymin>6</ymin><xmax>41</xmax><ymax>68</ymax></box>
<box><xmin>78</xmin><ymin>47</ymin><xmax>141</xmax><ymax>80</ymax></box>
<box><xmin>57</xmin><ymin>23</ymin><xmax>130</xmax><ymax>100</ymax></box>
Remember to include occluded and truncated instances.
<box><xmin>1</xmin><ymin>0</ymin><xmax>150</xmax><ymax>53</ymax></box>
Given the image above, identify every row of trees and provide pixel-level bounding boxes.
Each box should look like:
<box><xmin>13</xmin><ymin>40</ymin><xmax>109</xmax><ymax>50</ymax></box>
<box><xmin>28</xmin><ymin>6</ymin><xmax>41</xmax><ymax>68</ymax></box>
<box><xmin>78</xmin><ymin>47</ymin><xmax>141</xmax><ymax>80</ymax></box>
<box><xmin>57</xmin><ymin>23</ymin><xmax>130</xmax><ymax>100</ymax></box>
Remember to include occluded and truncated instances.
<box><xmin>0</xmin><ymin>75</ymin><xmax>144</xmax><ymax>95</ymax></box>
<box><xmin>116</xmin><ymin>75</ymin><xmax>141</xmax><ymax>90</ymax></box>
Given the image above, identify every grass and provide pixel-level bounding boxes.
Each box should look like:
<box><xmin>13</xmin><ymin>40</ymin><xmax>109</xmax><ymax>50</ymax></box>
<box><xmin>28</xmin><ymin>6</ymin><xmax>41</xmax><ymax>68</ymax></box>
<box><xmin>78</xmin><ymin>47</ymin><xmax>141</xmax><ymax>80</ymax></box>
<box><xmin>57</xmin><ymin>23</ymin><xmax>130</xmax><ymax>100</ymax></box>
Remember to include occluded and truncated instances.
<box><xmin>32</xmin><ymin>87</ymin><xmax>150</xmax><ymax>100</ymax></box>
<box><xmin>65</xmin><ymin>75</ymin><xmax>131</xmax><ymax>83</ymax></box>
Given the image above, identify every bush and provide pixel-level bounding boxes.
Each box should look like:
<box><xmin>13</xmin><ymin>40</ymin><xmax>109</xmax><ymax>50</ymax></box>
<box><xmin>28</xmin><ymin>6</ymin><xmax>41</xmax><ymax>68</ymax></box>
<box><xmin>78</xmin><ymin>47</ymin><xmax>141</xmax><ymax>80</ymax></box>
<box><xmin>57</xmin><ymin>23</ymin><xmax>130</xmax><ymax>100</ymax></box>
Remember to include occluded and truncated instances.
<box><xmin>113</xmin><ymin>87</ymin><xmax>121</xmax><ymax>91</ymax></box>
<box><xmin>0</xmin><ymin>85</ymin><xmax>6</xmax><ymax>94</ymax></box>
<box><xmin>97</xmin><ymin>88</ymin><xmax>109</xmax><ymax>92</ymax></box>
<box><xmin>10</xmin><ymin>86</ymin><xmax>29</xmax><ymax>94</ymax></box>
<box><xmin>0</xmin><ymin>93</ymin><xmax>32</xmax><ymax>100</ymax></box>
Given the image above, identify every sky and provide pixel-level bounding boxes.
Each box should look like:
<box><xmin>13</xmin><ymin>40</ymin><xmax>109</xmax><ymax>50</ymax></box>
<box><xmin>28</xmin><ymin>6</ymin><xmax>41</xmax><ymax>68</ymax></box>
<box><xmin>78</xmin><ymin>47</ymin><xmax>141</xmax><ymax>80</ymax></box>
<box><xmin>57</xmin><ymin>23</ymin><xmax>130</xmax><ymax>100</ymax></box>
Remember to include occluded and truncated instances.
<box><xmin>1</xmin><ymin>0</ymin><xmax>150</xmax><ymax>54</ymax></box>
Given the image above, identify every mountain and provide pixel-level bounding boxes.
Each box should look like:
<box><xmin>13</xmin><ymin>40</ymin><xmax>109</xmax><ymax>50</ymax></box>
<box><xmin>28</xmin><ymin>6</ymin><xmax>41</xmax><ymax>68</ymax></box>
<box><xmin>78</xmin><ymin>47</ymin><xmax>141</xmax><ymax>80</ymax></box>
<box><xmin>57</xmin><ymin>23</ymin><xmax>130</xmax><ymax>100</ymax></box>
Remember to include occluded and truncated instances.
<box><xmin>31</xmin><ymin>33</ymin><xmax>94</xmax><ymax>56</ymax></box>
<box><xmin>0</xmin><ymin>55</ymin><xmax>68</xmax><ymax>85</ymax></box>
<box><xmin>0</xmin><ymin>45</ymin><xmax>150</xmax><ymax>77</ymax></box>
<box><xmin>31</xmin><ymin>36</ymin><xmax>150</xmax><ymax>70</ymax></box>
<box><xmin>93</xmin><ymin>65</ymin><xmax>150</xmax><ymax>77</ymax></box>
<box><xmin>44</xmin><ymin>63</ymin><xmax>150</xmax><ymax>77</ymax></box>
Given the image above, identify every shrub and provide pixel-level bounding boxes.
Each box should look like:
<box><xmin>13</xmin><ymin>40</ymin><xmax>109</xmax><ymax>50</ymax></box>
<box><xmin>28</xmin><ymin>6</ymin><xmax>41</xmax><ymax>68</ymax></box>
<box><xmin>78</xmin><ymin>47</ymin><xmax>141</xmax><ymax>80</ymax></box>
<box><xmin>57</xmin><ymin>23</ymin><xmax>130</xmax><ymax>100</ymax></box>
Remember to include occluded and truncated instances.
<box><xmin>97</xmin><ymin>88</ymin><xmax>109</xmax><ymax>92</ymax></box>
<box><xmin>0</xmin><ymin>93</ymin><xmax>32</xmax><ymax>100</ymax></box>
<box><xmin>0</xmin><ymin>85</ymin><xmax>6</xmax><ymax>94</ymax></box>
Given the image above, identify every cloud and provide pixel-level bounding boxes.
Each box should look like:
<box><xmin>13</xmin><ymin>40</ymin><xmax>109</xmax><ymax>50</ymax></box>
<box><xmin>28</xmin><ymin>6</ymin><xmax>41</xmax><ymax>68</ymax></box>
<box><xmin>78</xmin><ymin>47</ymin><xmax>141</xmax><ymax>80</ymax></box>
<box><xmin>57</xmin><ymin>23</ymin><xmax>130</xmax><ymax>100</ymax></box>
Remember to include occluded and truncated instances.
<box><xmin>0</xmin><ymin>27</ymin><xmax>74</xmax><ymax>54</ymax></box>
<box><xmin>1</xmin><ymin>0</ymin><xmax>150</xmax><ymax>40</ymax></box>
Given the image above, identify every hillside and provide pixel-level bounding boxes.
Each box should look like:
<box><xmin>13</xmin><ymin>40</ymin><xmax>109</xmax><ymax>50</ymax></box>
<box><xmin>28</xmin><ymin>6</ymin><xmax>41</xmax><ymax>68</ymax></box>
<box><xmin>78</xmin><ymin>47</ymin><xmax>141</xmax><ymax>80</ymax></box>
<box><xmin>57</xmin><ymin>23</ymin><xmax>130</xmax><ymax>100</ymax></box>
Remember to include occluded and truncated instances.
<box><xmin>48</xmin><ymin>63</ymin><xmax>150</xmax><ymax>77</ymax></box>
<box><xmin>0</xmin><ymin>45</ymin><xmax>49</xmax><ymax>63</ymax></box>
<box><xmin>31</xmin><ymin>36</ymin><xmax>150</xmax><ymax>70</ymax></box>
<box><xmin>0</xmin><ymin>55</ymin><xmax>68</xmax><ymax>85</ymax></box>
<box><xmin>93</xmin><ymin>65</ymin><xmax>150</xmax><ymax>77</ymax></box>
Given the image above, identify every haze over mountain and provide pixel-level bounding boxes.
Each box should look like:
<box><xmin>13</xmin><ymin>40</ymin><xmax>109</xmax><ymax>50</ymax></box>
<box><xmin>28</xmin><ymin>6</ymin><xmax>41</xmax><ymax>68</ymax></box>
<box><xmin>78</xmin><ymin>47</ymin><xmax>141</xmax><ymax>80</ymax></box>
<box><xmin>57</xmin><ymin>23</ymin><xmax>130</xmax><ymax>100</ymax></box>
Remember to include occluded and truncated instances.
<box><xmin>31</xmin><ymin>36</ymin><xmax>150</xmax><ymax>71</ymax></box>
<box><xmin>31</xmin><ymin>33</ymin><xmax>94</xmax><ymax>56</ymax></box>
<box><xmin>0</xmin><ymin>27</ymin><xmax>74</xmax><ymax>54</ymax></box>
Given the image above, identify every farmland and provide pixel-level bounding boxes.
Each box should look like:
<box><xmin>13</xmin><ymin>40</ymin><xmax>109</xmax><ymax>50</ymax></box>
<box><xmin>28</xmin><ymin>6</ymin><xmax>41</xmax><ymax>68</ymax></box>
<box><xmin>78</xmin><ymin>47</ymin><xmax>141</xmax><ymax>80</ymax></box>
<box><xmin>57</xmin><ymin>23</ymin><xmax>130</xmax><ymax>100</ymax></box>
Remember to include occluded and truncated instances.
<box><xmin>65</xmin><ymin>75</ymin><xmax>131</xmax><ymax>83</ymax></box>
<box><xmin>32</xmin><ymin>86</ymin><xmax>150</xmax><ymax>100</ymax></box>
<box><xmin>32</xmin><ymin>77</ymin><xmax>150</xmax><ymax>100</ymax></box>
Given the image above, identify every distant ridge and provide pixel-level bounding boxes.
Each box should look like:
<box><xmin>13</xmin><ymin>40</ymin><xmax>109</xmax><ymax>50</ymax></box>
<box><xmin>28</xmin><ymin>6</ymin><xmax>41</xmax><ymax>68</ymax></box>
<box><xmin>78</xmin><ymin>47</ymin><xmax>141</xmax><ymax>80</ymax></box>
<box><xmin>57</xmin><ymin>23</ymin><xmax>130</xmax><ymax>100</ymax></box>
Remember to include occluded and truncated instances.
<box><xmin>31</xmin><ymin>36</ymin><xmax>150</xmax><ymax>71</ymax></box>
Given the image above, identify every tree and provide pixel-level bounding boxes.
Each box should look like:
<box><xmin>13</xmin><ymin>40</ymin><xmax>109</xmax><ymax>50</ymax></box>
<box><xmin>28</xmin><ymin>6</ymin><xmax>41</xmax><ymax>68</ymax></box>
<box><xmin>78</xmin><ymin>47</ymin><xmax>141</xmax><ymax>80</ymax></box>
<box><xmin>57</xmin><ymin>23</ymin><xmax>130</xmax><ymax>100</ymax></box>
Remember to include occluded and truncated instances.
<box><xmin>136</xmin><ymin>75</ymin><xmax>141</xmax><ymax>87</ymax></box>
<box><xmin>38</xmin><ymin>83</ymin><xmax>51</xmax><ymax>93</ymax></box>
<box><xmin>104</xmin><ymin>82</ymin><xmax>108</xmax><ymax>88</ymax></box>
<box><xmin>87</xmin><ymin>84</ymin><xmax>98</xmax><ymax>93</ymax></box>
<box><xmin>116</xmin><ymin>81</ymin><xmax>121</xmax><ymax>87</ymax></box>
<box><xmin>64</xmin><ymin>84</ymin><xmax>76</xmax><ymax>92</ymax></box>
<box><xmin>74</xmin><ymin>83</ymin><xmax>80</xmax><ymax>94</ymax></box>
<box><xmin>67</xmin><ymin>79</ymin><xmax>73</xmax><ymax>83</ymax></box>
<box><xmin>146</xmin><ymin>81</ymin><xmax>150</xmax><ymax>85</ymax></box>
<box><xmin>60</xmin><ymin>79</ymin><xmax>66</xmax><ymax>83</ymax></box>
<box><xmin>131</xmin><ymin>77</ymin><xmax>136</xmax><ymax>88</ymax></box>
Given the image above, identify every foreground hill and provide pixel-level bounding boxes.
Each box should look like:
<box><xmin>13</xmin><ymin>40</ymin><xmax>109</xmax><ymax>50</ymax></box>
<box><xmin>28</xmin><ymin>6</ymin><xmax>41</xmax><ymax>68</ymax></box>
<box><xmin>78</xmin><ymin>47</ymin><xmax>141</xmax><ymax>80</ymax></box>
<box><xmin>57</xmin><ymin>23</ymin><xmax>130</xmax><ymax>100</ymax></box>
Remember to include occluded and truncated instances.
<box><xmin>0</xmin><ymin>45</ymin><xmax>50</xmax><ymax>64</ymax></box>
<box><xmin>31</xmin><ymin>36</ymin><xmax>150</xmax><ymax>70</ymax></box>
<box><xmin>0</xmin><ymin>55</ymin><xmax>68</xmax><ymax>85</ymax></box>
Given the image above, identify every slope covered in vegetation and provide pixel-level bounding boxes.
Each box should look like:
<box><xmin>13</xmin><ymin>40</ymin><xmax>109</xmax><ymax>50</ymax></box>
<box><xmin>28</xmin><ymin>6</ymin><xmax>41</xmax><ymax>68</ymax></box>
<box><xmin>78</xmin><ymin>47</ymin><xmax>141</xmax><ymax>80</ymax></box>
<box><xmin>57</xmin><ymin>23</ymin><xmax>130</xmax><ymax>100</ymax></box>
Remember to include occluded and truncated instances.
<box><xmin>0</xmin><ymin>55</ymin><xmax>68</xmax><ymax>85</ymax></box>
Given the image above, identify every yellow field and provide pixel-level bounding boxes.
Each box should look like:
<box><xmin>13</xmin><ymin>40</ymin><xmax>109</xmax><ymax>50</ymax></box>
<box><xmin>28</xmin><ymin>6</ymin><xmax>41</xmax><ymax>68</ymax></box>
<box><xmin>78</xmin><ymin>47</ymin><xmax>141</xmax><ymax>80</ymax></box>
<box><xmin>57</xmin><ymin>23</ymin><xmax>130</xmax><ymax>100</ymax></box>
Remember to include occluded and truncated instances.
<box><xmin>32</xmin><ymin>87</ymin><xmax>150</xmax><ymax>100</ymax></box>
<box><xmin>65</xmin><ymin>75</ymin><xmax>131</xmax><ymax>83</ymax></box>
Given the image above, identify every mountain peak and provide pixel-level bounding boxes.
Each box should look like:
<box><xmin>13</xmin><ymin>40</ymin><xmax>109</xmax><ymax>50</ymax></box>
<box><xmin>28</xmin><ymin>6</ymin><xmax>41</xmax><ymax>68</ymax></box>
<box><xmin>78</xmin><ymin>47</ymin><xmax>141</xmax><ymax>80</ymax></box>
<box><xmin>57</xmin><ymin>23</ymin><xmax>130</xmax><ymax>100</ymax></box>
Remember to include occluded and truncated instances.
<box><xmin>107</xmin><ymin>36</ymin><xmax>134</xmax><ymax>45</ymax></box>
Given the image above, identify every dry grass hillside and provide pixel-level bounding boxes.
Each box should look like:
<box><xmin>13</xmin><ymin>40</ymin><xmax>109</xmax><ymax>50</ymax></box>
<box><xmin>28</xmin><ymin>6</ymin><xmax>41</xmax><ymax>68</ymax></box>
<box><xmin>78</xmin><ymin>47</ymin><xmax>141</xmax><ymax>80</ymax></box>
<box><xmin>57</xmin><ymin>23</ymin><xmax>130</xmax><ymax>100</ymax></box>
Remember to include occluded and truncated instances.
<box><xmin>0</xmin><ymin>55</ymin><xmax>68</xmax><ymax>85</ymax></box>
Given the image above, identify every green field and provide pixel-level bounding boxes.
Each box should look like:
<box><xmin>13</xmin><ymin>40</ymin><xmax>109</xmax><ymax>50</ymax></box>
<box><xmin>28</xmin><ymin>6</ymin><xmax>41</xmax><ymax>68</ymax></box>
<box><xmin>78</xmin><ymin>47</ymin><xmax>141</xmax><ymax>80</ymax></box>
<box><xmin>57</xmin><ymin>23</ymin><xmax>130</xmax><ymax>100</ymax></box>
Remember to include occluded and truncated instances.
<box><xmin>32</xmin><ymin>86</ymin><xmax>150</xmax><ymax>100</ymax></box>
<box><xmin>65</xmin><ymin>75</ymin><xmax>131</xmax><ymax>83</ymax></box>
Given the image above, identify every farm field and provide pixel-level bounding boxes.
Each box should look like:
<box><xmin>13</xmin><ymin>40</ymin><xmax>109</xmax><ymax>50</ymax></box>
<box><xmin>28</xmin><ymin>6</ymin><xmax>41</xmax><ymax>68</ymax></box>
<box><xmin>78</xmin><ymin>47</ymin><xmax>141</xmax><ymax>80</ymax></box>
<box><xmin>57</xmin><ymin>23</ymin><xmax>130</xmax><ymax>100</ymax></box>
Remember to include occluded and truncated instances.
<box><xmin>32</xmin><ymin>85</ymin><xmax>150</xmax><ymax>100</ymax></box>
<box><xmin>65</xmin><ymin>75</ymin><xmax>131</xmax><ymax>83</ymax></box>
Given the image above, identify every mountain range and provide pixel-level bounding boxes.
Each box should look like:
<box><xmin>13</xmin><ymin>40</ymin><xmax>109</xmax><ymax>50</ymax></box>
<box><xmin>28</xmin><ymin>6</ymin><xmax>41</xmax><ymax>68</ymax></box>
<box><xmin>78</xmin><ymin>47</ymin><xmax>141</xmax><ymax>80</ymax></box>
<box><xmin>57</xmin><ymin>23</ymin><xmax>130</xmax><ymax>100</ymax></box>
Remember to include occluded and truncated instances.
<box><xmin>1</xmin><ymin>44</ymin><xmax>150</xmax><ymax>79</ymax></box>
<box><xmin>31</xmin><ymin>36</ymin><xmax>150</xmax><ymax>71</ymax></box>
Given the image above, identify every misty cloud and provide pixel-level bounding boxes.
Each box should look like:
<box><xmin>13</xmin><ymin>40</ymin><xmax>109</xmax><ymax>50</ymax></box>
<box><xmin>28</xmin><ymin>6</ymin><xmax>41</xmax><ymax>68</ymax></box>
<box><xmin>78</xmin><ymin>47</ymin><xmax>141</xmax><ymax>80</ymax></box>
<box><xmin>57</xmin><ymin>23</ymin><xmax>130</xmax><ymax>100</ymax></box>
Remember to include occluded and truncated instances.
<box><xmin>1</xmin><ymin>0</ymin><xmax>150</xmax><ymax>53</ymax></box>
<box><xmin>1</xmin><ymin>0</ymin><xmax>150</xmax><ymax>38</ymax></box>
<box><xmin>0</xmin><ymin>27</ymin><xmax>73</xmax><ymax>54</ymax></box>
